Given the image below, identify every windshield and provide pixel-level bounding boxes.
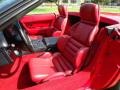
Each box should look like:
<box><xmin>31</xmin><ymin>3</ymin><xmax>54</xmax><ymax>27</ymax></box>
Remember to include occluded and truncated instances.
<box><xmin>29</xmin><ymin>0</ymin><xmax>120</xmax><ymax>14</ymax></box>
<box><xmin>0</xmin><ymin>0</ymin><xmax>23</xmax><ymax>14</ymax></box>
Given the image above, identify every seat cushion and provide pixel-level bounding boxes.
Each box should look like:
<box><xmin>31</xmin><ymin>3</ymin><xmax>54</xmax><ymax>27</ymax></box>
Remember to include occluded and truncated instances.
<box><xmin>29</xmin><ymin>58</ymin><xmax>67</xmax><ymax>83</ymax></box>
<box><xmin>29</xmin><ymin>53</ymin><xmax>54</xmax><ymax>82</ymax></box>
<box><xmin>29</xmin><ymin>48</ymin><xmax>88</xmax><ymax>83</ymax></box>
<box><xmin>29</xmin><ymin>52</ymin><xmax>74</xmax><ymax>83</ymax></box>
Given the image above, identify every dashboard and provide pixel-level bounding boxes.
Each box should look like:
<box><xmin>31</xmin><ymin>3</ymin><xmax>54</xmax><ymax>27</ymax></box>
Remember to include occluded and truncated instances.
<box><xmin>0</xmin><ymin>22</ymin><xmax>58</xmax><ymax>66</ymax></box>
<box><xmin>0</xmin><ymin>23</ymin><xmax>24</xmax><ymax>66</ymax></box>
<box><xmin>0</xmin><ymin>31</ymin><xmax>14</xmax><ymax>66</ymax></box>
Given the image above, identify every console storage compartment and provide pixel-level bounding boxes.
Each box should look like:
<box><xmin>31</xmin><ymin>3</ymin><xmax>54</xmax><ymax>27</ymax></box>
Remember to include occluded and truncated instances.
<box><xmin>31</xmin><ymin>39</ymin><xmax>47</xmax><ymax>52</ymax></box>
<box><xmin>31</xmin><ymin>37</ymin><xmax>58</xmax><ymax>52</ymax></box>
<box><xmin>43</xmin><ymin>37</ymin><xmax>58</xmax><ymax>51</ymax></box>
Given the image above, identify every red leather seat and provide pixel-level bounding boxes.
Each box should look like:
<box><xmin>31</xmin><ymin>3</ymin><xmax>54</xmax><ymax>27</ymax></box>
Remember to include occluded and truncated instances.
<box><xmin>50</xmin><ymin>5</ymin><xmax>68</xmax><ymax>37</ymax></box>
<box><xmin>28</xmin><ymin>3</ymin><xmax>100</xmax><ymax>83</ymax></box>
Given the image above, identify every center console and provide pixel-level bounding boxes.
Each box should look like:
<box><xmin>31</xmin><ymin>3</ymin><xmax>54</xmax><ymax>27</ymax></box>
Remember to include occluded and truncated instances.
<box><xmin>31</xmin><ymin>39</ymin><xmax>46</xmax><ymax>52</ymax></box>
<box><xmin>31</xmin><ymin>37</ymin><xmax>58</xmax><ymax>52</ymax></box>
<box><xmin>43</xmin><ymin>37</ymin><xmax>58</xmax><ymax>51</ymax></box>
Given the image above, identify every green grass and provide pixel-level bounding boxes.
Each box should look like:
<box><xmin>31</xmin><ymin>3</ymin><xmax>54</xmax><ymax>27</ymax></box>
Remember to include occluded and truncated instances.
<box><xmin>28</xmin><ymin>6</ymin><xmax>58</xmax><ymax>14</ymax></box>
<box><xmin>28</xmin><ymin>6</ymin><xmax>120</xmax><ymax>14</ymax></box>
<box><xmin>101</xmin><ymin>7</ymin><xmax>120</xmax><ymax>13</ymax></box>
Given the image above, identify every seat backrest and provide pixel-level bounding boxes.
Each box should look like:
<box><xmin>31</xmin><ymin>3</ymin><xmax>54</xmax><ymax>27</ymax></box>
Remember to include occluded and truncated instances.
<box><xmin>58</xmin><ymin>3</ymin><xmax>100</xmax><ymax>71</ymax></box>
<box><xmin>53</xmin><ymin>5</ymin><xmax>68</xmax><ymax>35</ymax></box>
<box><xmin>70</xmin><ymin>3</ymin><xmax>100</xmax><ymax>46</ymax></box>
<box><xmin>90</xmin><ymin>25</ymin><xmax>120</xmax><ymax>89</ymax></box>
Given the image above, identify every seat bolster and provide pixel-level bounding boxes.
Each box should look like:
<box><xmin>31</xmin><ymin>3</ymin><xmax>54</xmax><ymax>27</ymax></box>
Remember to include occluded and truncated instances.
<box><xmin>75</xmin><ymin>47</ymin><xmax>89</xmax><ymax>72</ymax></box>
<box><xmin>52</xmin><ymin>53</ymin><xmax>65</xmax><ymax>72</ymax></box>
<box><xmin>57</xmin><ymin>35</ymin><xmax>71</xmax><ymax>51</ymax></box>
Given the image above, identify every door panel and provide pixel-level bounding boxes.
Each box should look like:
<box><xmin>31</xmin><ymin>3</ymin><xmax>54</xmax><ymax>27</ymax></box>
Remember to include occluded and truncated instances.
<box><xmin>20</xmin><ymin>13</ymin><xmax>56</xmax><ymax>35</ymax></box>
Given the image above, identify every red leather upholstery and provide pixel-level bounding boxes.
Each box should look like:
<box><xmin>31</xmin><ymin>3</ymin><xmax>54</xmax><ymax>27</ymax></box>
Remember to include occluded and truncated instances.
<box><xmin>58</xmin><ymin>5</ymin><xmax>68</xmax><ymax>18</ymax></box>
<box><xmin>47</xmin><ymin>5</ymin><xmax>68</xmax><ymax>37</ymax></box>
<box><xmin>28</xmin><ymin>3</ymin><xmax>100</xmax><ymax>83</ymax></box>
<box><xmin>25</xmin><ymin>25</ymin><xmax>120</xmax><ymax>90</ymax></box>
<box><xmin>52</xmin><ymin>5</ymin><xmax>68</xmax><ymax>36</ymax></box>
<box><xmin>80</xmin><ymin>3</ymin><xmax>100</xmax><ymax>25</ymax></box>
<box><xmin>90</xmin><ymin>26</ymin><xmax>120</xmax><ymax>89</ymax></box>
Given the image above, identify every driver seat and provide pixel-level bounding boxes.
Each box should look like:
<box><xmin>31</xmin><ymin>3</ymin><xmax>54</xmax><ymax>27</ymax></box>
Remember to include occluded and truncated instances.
<box><xmin>47</xmin><ymin>5</ymin><xmax>68</xmax><ymax>37</ymax></box>
<box><xmin>28</xmin><ymin>3</ymin><xmax>100</xmax><ymax>83</ymax></box>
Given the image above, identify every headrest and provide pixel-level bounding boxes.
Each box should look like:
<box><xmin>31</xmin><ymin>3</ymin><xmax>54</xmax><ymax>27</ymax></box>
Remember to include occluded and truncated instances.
<box><xmin>80</xmin><ymin>3</ymin><xmax>100</xmax><ymax>25</ymax></box>
<box><xmin>58</xmin><ymin>5</ymin><xmax>68</xmax><ymax>17</ymax></box>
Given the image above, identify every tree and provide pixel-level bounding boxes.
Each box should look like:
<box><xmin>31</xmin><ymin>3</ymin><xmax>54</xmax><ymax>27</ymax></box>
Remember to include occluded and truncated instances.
<box><xmin>91</xmin><ymin>0</ymin><xmax>99</xmax><ymax>3</ymax></box>
<box><xmin>91</xmin><ymin>0</ymin><xmax>110</xmax><ymax>5</ymax></box>
<box><xmin>46</xmin><ymin>0</ymin><xmax>59</xmax><ymax>5</ymax></box>
<box><xmin>47</xmin><ymin>0</ymin><xmax>58</xmax><ymax>2</ymax></box>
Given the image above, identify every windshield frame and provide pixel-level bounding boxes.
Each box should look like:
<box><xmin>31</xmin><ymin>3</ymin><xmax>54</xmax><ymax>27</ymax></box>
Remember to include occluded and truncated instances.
<box><xmin>0</xmin><ymin>0</ymin><xmax>23</xmax><ymax>15</ymax></box>
<box><xmin>0</xmin><ymin>0</ymin><xmax>44</xmax><ymax>31</ymax></box>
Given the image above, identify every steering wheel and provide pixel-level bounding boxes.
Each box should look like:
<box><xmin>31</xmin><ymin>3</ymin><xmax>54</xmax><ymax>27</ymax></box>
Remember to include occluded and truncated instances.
<box><xmin>15</xmin><ymin>21</ymin><xmax>34</xmax><ymax>52</ymax></box>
